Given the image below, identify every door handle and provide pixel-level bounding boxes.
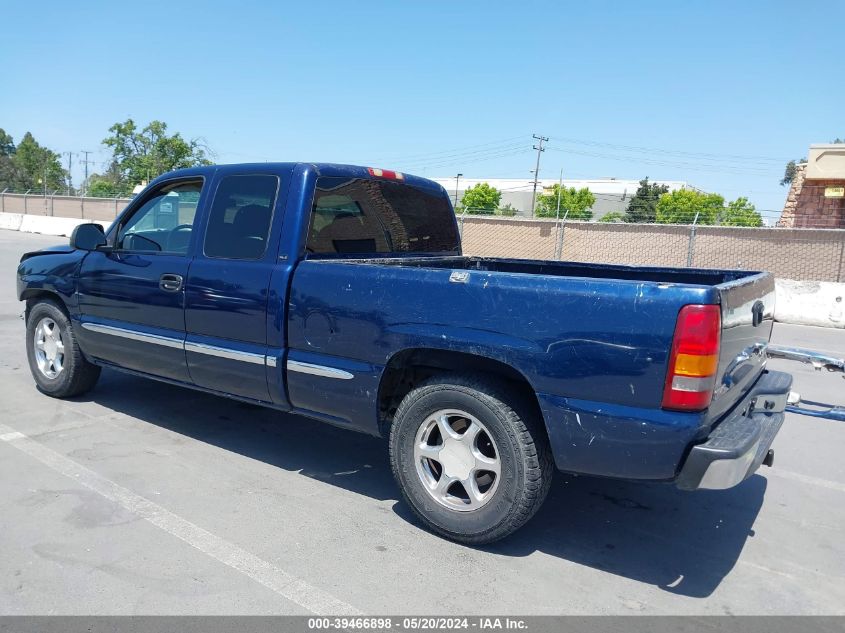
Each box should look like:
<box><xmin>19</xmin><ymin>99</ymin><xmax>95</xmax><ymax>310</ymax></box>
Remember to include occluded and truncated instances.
<box><xmin>159</xmin><ymin>274</ymin><xmax>184</xmax><ymax>292</ymax></box>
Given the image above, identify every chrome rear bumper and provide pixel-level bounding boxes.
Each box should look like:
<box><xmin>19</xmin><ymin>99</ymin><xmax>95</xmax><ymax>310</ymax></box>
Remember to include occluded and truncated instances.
<box><xmin>676</xmin><ymin>370</ymin><xmax>791</xmax><ymax>491</ymax></box>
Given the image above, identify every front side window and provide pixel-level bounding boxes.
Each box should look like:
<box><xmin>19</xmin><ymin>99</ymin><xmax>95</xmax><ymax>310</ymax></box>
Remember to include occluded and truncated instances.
<box><xmin>204</xmin><ymin>175</ymin><xmax>279</xmax><ymax>260</ymax></box>
<box><xmin>116</xmin><ymin>179</ymin><xmax>203</xmax><ymax>254</ymax></box>
<box><xmin>307</xmin><ymin>178</ymin><xmax>459</xmax><ymax>256</ymax></box>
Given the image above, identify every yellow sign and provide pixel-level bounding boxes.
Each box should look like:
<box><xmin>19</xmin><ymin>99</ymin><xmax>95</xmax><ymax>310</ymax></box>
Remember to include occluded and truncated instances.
<box><xmin>825</xmin><ymin>186</ymin><xmax>845</xmax><ymax>198</ymax></box>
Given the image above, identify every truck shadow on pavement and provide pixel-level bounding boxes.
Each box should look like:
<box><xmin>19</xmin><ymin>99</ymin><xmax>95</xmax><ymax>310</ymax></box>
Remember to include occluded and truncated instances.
<box><xmin>81</xmin><ymin>369</ymin><xmax>766</xmax><ymax>600</ymax></box>
<box><xmin>483</xmin><ymin>473</ymin><xmax>766</xmax><ymax>599</ymax></box>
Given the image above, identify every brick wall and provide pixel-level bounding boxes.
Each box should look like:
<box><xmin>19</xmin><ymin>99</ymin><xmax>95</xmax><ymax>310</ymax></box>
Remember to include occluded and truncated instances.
<box><xmin>779</xmin><ymin>163</ymin><xmax>845</xmax><ymax>228</ymax></box>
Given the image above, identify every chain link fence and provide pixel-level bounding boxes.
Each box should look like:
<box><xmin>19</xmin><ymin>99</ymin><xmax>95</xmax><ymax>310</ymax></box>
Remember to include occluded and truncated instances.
<box><xmin>459</xmin><ymin>215</ymin><xmax>845</xmax><ymax>283</ymax></box>
<box><xmin>3</xmin><ymin>187</ymin><xmax>844</xmax><ymax>282</ymax></box>
<box><xmin>0</xmin><ymin>189</ymin><xmax>132</xmax><ymax>222</ymax></box>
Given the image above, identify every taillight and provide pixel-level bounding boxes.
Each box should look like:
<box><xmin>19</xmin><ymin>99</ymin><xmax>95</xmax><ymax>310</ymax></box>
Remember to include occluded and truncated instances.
<box><xmin>662</xmin><ymin>304</ymin><xmax>721</xmax><ymax>411</ymax></box>
<box><xmin>367</xmin><ymin>167</ymin><xmax>404</xmax><ymax>180</ymax></box>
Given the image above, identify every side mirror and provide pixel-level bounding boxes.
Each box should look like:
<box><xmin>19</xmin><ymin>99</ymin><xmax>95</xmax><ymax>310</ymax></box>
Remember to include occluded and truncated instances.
<box><xmin>70</xmin><ymin>223</ymin><xmax>106</xmax><ymax>251</ymax></box>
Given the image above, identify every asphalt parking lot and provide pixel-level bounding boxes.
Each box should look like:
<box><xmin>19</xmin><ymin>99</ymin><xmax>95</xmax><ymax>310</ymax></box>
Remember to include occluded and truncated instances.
<box><xmin>0</xmin><ymin>229</ymin><xmax>843</xmax><ymax>615</ymax></box>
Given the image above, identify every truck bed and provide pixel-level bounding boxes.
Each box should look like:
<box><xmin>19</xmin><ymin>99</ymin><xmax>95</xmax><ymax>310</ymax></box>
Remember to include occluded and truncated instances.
<box><xmin>289</xmin><ymin>255</ymin><xmax>774</xmax><ymax>480</ymax></box>
<box><xmin>330</xmin><ymin>254</ymin><xmax>774</xmax><ymax>418</ymax></box>
<box><xmin>331</xmin><ymin>255</ymin><xmax>752</xmax><ymax>286</ymax></box>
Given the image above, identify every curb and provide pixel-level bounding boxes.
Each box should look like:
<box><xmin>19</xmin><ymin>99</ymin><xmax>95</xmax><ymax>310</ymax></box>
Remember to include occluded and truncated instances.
<box><xmin>775</xmin><ymin>278</ymin><xmax>845</xmax><ymax>329</ymax></box>
<box><xmin>1</xmin><ymin>212</ymin><xmax>94</xmax><ymax>238</ymax></box>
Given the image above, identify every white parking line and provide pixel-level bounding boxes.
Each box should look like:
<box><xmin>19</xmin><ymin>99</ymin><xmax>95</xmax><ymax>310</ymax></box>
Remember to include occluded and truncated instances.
<box><xmin>0</xmin><ymin>422</ymin><xmax>361</xmax><ymax>616</ymax></box>
<box><xmin>767</xmin><ymin>468</ymin><xmax>845</xmax><ymax>493</ymax></box>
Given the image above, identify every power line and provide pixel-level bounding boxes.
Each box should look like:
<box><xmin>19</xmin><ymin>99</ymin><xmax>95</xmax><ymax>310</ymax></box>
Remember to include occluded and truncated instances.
<box><xmin>544</xmin><ymin>146</ymin><xmax>777</xmax><ymax>175</ymax></box>
<box><xmin>398</xmin><ymin>148</ymin><xmax>528</xmax><ymax>171</ymax></box>
<box><xmin>548</xmin><ymin>135</ymin><xmax>790</xmax><ymax>163</ymax></box>
<box><xmin>378</xmin><ymin>133</ymin><xmax>791</xmax><ymax>173</ymax></box>
<box><xmin>376</xmin><ymin>135</ymin><xmax>526</xmax><ymax>163</ymax></box>
<box><xmin>545</xmin><ymin>145</ymin><xmax>776</xmax><ymax>173</ymax></box>
<box><xmin>392</xmin><ymin>142</ymin><xmax>529</xmax><ymax>169</ymax></box>
<box><xmin>398</xmin><ymin>147</ymin><xmax>533</xmax><ymax>171</ymax></box>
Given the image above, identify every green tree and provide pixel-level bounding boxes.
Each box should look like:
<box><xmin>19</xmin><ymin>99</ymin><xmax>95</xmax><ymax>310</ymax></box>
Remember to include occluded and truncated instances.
<box><xmin>460</xmin><ymin>182</ymin><xmax>501</xmax><ymax>214</ymax></box>
<box><xmin>655</xmin><ymin>189</ymin><xmax>725</xmax><ymax>224</ymax></box>
<box><xmin>598</xmin><ymin>211</ymin><xmax>626</xmax><ymax>223</ymax></box>
<box><xmin>720</xmin><ymin>197</ymin><xmax>763</xmax><ymax>227</ymax></box>
<box><xmin>0</xmin><ymin>128</ymin><xmax>17</xmax><ymax>190</ymax></box>
<box><xmin>3</xmin><ymin>132</ymin><xmax>67</xmax><ymax>192</ymax></box>
<box><xmin>780</xmin><ymin>159</ymin><xmax>803</xmax><ymax>187</ymax></box>
<box><xmin>0</xmin><ymin>128</ymin><xmax>14</xmax><ymax>157</ymax></box>
<box><xmin>624</xmin><ymin>178</ymin><xmax>669</xmax><ymax>223</ymax></box>
<box><xmin>85</xmin><ymin>175</ymin><xmax>122</xmax><ymax>198</ymax></box>
<box><xmin>536</xmin><ymin>185</ymin><xmax>595</xmax><ymax>219</ymax></box>
<box><xmin>101</xmin><ymin>118</ymin><xmax>212</xmax><ymax>195</ymax></box>
<box><xmin>83</xmin><ymin>157</ymin><xmax>127</xmax><ymax>197</ymax></box>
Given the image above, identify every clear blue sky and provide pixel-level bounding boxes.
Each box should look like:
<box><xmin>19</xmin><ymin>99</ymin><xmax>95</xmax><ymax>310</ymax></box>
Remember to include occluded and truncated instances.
<box><xmin>1</xmin><ymin>0</ymin><xmax>842</xmax><ymax>213</ymax></box>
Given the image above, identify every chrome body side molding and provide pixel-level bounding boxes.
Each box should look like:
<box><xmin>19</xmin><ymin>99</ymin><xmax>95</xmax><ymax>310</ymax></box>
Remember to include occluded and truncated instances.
<box><xmin>81</xmin><ymin>323</ymin><xmax>353</xmax><ymax>379</ymax></box>
<box><xmin>184</xmin><ymin>341</ymin><xmax>266</xmax><ymax>365</ymax></box>
<box><xmin>287</xmin><ymin>360</ymin><xmax>354</xmax><ymax>380</ymax></box>
<box><xmin>80</xmin><ymin>322</ymin><xmax>184</xmax><ymax>350</ymax></box>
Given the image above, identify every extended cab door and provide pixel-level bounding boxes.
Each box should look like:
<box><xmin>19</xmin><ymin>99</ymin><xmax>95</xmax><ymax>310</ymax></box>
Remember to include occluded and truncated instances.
<box><xmin>183</xmin><ymin>168</ymin><xmax>291</xmax><ymax>402</ymax></box>
<box><xmin>76</xmin><ymin>177</ymin><xmax>206</xmax><ymax>382</ymax></box>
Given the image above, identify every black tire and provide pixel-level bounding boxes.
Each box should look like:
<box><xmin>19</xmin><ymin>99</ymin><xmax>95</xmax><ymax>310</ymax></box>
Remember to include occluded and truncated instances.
<box><xmin>389</xmin><ymin>375</ymin><xmax>553</xmax><ymax>545</ymax></box>
<box><xmin>26</xmin><ymin>300</ymin><xmax>101</xmax><ymax>398</ymax></box>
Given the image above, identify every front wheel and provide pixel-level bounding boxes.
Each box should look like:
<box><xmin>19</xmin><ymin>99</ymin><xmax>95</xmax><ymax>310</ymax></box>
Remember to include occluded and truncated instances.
<box><xmin>389</xmin><ymin>375</ymin><xmax>553</xmax><ymax>544</ymax></box>
<box><xmin>26</xmin><ymin>300</ymin><xmax>101</xmax><ymax>398</ymax></box>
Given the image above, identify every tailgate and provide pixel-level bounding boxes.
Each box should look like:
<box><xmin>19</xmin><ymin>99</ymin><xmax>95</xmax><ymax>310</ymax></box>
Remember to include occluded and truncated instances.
<box><xmin>707</xmin><ymin>272</ymin><xmax>776</xmax><ymax>423</ymax></box>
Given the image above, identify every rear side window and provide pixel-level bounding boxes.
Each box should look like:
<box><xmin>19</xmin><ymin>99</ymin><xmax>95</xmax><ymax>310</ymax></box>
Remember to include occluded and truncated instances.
<box><xmin>307</xmin><ymin>177</ymin><xmax>459</xmax><ymax>256</ymax></box>
<box><xmin>204</xmin><ymin>175</ymin><xmax>279</xmax><ymax>260</ymax></box>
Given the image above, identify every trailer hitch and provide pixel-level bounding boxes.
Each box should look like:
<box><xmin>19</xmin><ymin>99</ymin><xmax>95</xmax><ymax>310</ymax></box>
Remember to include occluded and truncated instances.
<box><xmin>767</xmin><ymin>344</ymin><xmax>845</xmax><ymax>421</ymax></box>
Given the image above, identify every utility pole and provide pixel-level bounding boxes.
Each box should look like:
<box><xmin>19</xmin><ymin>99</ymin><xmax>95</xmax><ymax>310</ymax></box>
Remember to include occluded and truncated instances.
<box><xmin>454</xmin><ymin>173</ymin><xmax>463</xmax><ymax>209</ymax></box>
<box><xmin>80</xmin><ymin>150</ymin><xmax>92</xmax><ymax>196</ymax></box>
<box><xmin>529</xmin><ymin>134</ymin><xmax>548</xmax><ymax>217</ymax></box>
<box><xmin>555</xmin><ymin>167</ymin><xmax>563</xmax><ymax>220</ymax></box>
<box><xmin>63</xmin><ymin>151</ymin><xmax>73</xmax><ymax>195</ymax></box>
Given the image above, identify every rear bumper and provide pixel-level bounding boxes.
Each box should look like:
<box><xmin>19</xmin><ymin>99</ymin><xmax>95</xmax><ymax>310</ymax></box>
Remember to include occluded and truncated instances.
<box><xmin>675</xmin><ymin>370</ymin><xmax>792</xmax><ymax>490</ymax></box>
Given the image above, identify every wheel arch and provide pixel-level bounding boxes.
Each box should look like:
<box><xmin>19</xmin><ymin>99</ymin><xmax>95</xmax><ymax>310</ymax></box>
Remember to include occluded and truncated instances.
<box><xmin>377</xmin><ymin>347</ymin><xmax>546</xmax><ymax>439</ymax></box>
<box><xmin>21</xmin><ymin>289</ymin><xmax>70</xmax><ymax>322</ymax></box>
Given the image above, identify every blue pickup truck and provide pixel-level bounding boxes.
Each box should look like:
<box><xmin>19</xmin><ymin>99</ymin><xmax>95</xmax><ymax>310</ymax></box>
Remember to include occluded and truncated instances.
<box><xmin>17</xmin><ymin>163</ymin><xmax>792</xmax><ymax>543</ymax></box>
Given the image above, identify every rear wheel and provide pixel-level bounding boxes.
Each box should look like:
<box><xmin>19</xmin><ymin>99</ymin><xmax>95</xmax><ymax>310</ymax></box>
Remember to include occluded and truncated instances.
<box><xmin>26</xmin><ymin>300</ymin><xmax>101</xmax><ymax>398</ymax></box>
<box><xmin>389</xmin><ymin>375</ymin><xmax>553</xmax><ymax>544</ymax></box>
